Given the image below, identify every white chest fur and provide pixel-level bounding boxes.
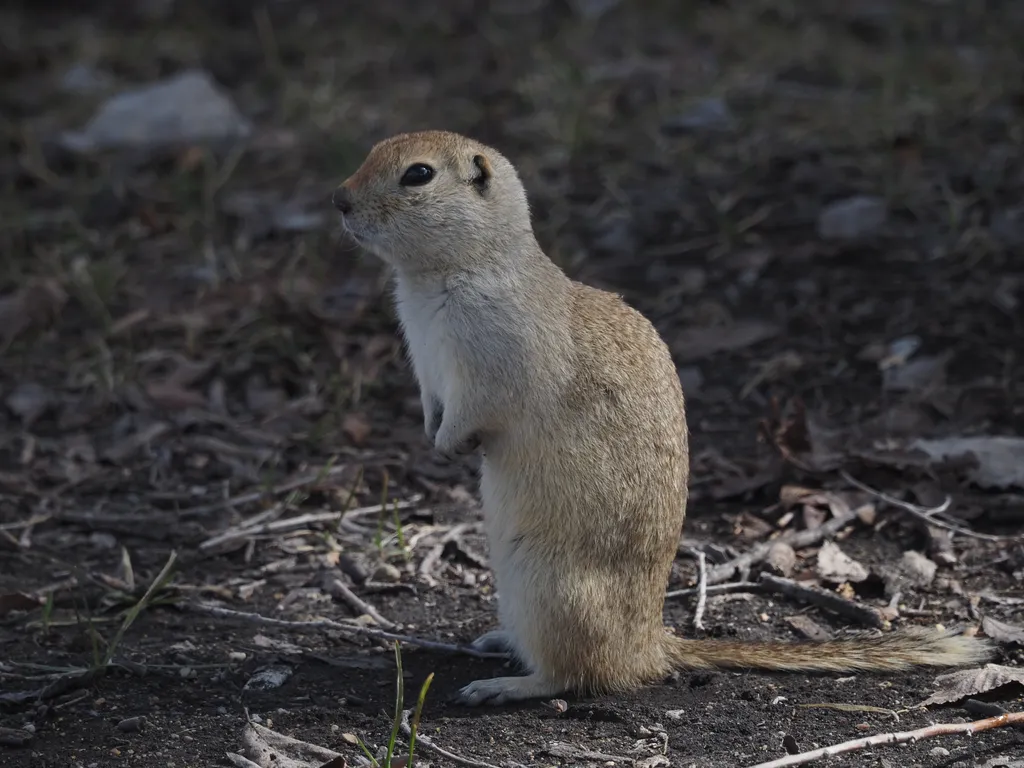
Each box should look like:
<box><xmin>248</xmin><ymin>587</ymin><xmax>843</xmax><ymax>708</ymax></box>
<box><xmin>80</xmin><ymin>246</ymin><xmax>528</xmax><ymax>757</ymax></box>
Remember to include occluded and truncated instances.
<box><xmin>392</xmin><ymin>275</ymin><xmax>456</xmax><ymax>403</ymax></box>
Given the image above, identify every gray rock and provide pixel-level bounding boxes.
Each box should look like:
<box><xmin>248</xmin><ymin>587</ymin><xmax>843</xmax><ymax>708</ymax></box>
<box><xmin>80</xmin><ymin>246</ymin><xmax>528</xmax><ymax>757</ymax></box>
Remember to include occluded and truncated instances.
<box><xmin>817</xmin><ymin>195</ymin><xmax>888</xmax><ymax>240</ymax></box>
<box><xmin>59</xmin><ymin>63</ymin><xmax>115</xmax><ymax>94</ymax></box>
<box><xmin>568</xmin><ymin>0</ymin><xmax>622</xmax><ymax>20</ymax></box>
<box><xmin>663</xmin><ymin>97</ymin><xmax>734</xmax><ymax>133</ymax></box>
<box><xmin>5</xmin><ymin>382</ymin><xmax>55</xmax><ymax>426</ymax></box>
<box><xmin>221</xmin><ymin>190</ymin><xmax>326</xmax><ymax>241</ymax></box>
<box><xmin>60</xmin><ymin>69</ymin><xmax>251</xmax><ymax>153</ymax></box>
<box><xmin>991</xmin><ymin>206</ymin><xmax>1024</xmax><ymax>247</ymax></box>
<box><xmin>677</xmin><ymin>366</ymin><xmax>704</xmax><ymax>394</ymax></box>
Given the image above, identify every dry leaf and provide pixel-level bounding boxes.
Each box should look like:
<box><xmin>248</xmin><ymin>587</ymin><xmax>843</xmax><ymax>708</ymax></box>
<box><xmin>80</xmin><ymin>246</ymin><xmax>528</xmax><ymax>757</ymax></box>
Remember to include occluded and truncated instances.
<box><xmin>245</xmin><ymin>375</ymin><xmax>287</xmax><ymax>415</ymax></box>
<box><xmin>342</xmin><ymin>413</ymin><xmax>372</xmax><ymax>445</ymax></box>
<box><xmin>146</xmin><ymin>381</ymin><xmax>208</xmax><ymax>410</ymax></box>
<box><xmin>982</xmin><ymin>616</ymin><xmax>1024</xmax><ymax>645</ymax></box>
<box><xmin>102</xmin><ymin>421</ymin><xmax>171</xmax><ymax>463</ymax></box>
<box><xmin>5</xmin><ymin>382</ymin><xmax>56</xmax><ymax>427</ymax></box>
<box><xmin>910</xmin><ymin>436</ymin><xmax>1024</xmax><ymax>489</ymax></box>
<box><xmin>0</xmin><ymin>592</ymin><xmax>42</xmax><ymax>617</ymax></box>
<box><xmin>920</xmin><ymin>664</ymin><xmax>1024</xmax><ymax>707</ymax></box>
<box><xmin>235</xmin><ymin>720</ymin><xmax>343</xmax><ymax>768</ymax></box>
<box><xmin>0</xmin><ymin>278</ymin><xmax>67</xmax><ymax>351</ymax></box>
<box><xmin>817</xmin><ymin>541</ymin><xmax>869</xmax><ymax>584</ymax></box>
<box><xmin>786</xmin><ymin>615</ymin><xmax>832</xmax><ymax>641</ymax></box>
<box><xmin>673</xmin><ymin>320</ymin><xmax>779</xmax><ymax>362</ymax></box>
<box><xmin>766</xmin><ymin>400</ymin><xmax>846</xmax><ymax>472</ymax></box>
<box><xmin>882</xmin><ymin>353</ymin><xmax>950</xmax><ymax>393</ymax></box>
<box><xmin>763</xmin><ymin>542</ymin><xmax>796</xmax><ymax>577</ymax></box>
<box><xmin>880</xmin><ymin>551</ymin><xmax>937</xmax><ymax>597</ymax></box>
<box><xmin>734</xmin><ymin>511</ymin><xmax>773</xmax><ymax>540</ymax></box>
<box><xmin>243</xmin><ymin>665</ymin><xmax>293</xmax><ymax>692</ymax></box>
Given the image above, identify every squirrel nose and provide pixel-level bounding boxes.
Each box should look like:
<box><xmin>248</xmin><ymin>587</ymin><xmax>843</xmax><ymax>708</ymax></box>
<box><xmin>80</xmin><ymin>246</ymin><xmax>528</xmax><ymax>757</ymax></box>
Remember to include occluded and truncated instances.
<box><xmin>332</xmin><ymin>186</ymin><xmax>353</xmax><ymax>215</ymax></box>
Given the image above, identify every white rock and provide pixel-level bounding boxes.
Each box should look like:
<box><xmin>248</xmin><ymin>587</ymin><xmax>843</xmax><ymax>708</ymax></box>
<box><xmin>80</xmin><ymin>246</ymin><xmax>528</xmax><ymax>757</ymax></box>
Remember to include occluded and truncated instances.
<box><xmin>664</xmin><ymin>97</ymin><xmax>734</xmax><ymax>133</ymax></box>
<box><xmin>60</xmin><ymin>63</ymin><xmax>115</xmax><ymax>94</ymax></box>
<box><xmin>61</xmin><ymin>69</ymin><xmax>251</xmax><ymax>152</ymax></box>
<box><xmin>817</xmin><ymin>195</ymin><xmax>887</xmax><ymax>240</ymax></box>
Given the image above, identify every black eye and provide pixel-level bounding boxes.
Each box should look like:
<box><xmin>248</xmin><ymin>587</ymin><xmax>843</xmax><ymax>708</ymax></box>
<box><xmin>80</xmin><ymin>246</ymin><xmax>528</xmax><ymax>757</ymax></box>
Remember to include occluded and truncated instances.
<box><xmin>400</xmin><ymin>163</ymin><xmax>435</xmax><ymax>187</ymax></box>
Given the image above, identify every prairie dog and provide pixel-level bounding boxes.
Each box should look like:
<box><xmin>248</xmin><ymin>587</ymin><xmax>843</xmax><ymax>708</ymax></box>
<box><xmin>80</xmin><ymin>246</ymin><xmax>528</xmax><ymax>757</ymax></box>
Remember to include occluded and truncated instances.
<box><xmin>332</xmin><ymin>131</ymin><xmax>993</xmax><ymax>706</ymax></box>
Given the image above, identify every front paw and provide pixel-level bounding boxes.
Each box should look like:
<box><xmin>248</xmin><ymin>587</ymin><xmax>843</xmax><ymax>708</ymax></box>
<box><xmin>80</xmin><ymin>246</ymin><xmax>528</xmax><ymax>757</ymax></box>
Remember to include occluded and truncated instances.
<box><xmin>452</xmin><ymin>433</ymin><xmax>481</xmax><ymax>455</ymax></box>
<box><xmin>434</xmin><ymin>422</ymin><xmax>480</xmax><ymax>459</ymax></box>
<box><xmin>425</xmin><ymin>401</ymin><xmax>443</xmax><ymax>443</ymax></box>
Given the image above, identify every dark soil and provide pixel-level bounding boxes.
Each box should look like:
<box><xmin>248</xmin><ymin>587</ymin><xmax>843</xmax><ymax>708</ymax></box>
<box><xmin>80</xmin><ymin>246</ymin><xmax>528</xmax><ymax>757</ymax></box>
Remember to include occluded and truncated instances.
<box><xmin>1</xmin><ymin>2</ymin><xmax>1022</xmax><ymax>767</ymax></box>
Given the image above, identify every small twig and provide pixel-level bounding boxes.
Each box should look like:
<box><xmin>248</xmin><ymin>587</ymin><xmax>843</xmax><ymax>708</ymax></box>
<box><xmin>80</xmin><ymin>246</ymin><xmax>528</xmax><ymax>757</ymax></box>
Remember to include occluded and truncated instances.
<box><xmin>681</xmin><ymin>547</ymin><xmax>708</xmax><ymax>631</ymax></box>
<box><xmin>199</xmin><ymin>498</ymin><xmax>422</xmax><ymax>551</ymax></box>
<box><xmin>0</xmin><ymin>513</ymin><xmax>51</xmax><ymax>532</ymax></box>
<box><xmin>418</xmin><ymin>523</ymin><xmax>474</xmax><ymax>585</ymax></box>
<box><xmin>758</xmin><ymin>573</ymin><xmax>886</xmax><ymax>629</ymax></box>
<box><xmin>742</xmin><ymin>711</ymin><xmax>1024</xmax><ymax>768</ymax></box>
<box><xmin>706</xmin><ymin>503</ymin><xmax>862</xmax><ymax>585</ymax></box>
<box><xmin>185</xmin><ymin>603</ymin><xmax>506</xmax><ymax>659</ymax></box>
<box><xmin>665</xmin><ymin>581</ymin><xmax>761</xmax><ymax>600</ymax></box>
<box><xmin>320</xmin><ymin>574</ymin><xmax>396</xmax><ymax>629</ymax></box>
<box><xmin>839</xmin><ymin>471</ymin><xmax>1013</xmax><ymax>542</ymax></box>
<box><xmin>179</xmin><ymin>465</ymin><xmax>355</xmax><ymax>519</ymax></box>
<box><xmin>400</xmin><ymin>710</ymin><xmax>500</xmax><ymax>768</ymax></box>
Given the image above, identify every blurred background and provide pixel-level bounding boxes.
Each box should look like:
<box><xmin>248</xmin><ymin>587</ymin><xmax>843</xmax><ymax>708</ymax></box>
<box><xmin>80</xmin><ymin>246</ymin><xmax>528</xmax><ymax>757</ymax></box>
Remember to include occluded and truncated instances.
<box><xmin>1</xmin><ymin>1</ymin><xmax>1022</xmax><ymax>765</ymax></box>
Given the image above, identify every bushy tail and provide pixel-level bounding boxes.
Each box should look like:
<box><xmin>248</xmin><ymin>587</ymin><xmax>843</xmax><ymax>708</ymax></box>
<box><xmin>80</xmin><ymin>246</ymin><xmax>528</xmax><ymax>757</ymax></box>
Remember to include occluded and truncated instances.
<box><xmin>662</xmin><ymin>628</ymin><xmax>994</xmax><ymax>673</ymax></box>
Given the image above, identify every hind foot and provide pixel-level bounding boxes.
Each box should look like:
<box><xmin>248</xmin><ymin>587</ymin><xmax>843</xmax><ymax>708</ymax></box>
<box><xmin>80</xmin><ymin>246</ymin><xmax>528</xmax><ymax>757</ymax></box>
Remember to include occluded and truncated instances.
<box><xmin>456</xmin><ymin>673</ymin><xmax>564</xmax><ymax>706</ymax></box>
<box><xmin>470</xmin><ymin>629</ymin><xmax>516</xmax><ymax>655</ymax></box>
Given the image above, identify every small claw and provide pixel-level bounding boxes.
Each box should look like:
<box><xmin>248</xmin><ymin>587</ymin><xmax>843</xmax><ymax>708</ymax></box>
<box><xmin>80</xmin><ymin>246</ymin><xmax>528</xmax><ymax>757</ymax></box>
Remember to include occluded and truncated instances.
<box><xmin>457</xmin><ymin>680</ymin><xmax>507</xmax><ymax>707</ymax></box>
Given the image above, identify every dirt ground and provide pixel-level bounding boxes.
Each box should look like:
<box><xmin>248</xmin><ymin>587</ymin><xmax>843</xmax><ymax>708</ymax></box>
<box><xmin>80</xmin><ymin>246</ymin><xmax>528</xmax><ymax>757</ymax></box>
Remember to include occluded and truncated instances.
<box><xmin>1</xmin><ymin>1</ymin><xmax>1023</xmax><ymax>767</ymax></box>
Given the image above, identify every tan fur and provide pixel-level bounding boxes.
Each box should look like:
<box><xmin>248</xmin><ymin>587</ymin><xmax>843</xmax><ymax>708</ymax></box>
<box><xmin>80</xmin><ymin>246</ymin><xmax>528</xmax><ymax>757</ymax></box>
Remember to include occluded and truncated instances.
<box><xmin>333</xmin><ymin>130</ymin><xmax>995</xmax><ymax>706</ymax></box>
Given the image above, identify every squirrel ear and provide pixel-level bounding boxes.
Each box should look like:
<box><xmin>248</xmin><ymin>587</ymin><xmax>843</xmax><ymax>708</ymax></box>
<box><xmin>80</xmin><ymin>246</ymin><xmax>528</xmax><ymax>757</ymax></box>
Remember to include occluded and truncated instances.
<box><xmin>471</xmin><ymin>154</ymin><xmax>492</xmax><ymax>192</ymax></box>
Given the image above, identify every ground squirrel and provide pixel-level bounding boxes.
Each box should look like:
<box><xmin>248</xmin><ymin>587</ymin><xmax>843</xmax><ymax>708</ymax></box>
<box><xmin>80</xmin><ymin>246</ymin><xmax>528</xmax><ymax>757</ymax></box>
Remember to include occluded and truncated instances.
<box><xmin>332</xmin><ymin>130</ymin><xmax>994</xmax><ymax>706</ymax></box>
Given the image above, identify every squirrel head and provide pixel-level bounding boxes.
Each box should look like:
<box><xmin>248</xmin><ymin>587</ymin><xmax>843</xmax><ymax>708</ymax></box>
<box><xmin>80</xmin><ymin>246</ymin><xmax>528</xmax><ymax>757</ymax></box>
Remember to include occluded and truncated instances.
<box><xmin>333</xmin><ymin>131</ymin><xmax>534</xmax><ymax>274</ymax></box>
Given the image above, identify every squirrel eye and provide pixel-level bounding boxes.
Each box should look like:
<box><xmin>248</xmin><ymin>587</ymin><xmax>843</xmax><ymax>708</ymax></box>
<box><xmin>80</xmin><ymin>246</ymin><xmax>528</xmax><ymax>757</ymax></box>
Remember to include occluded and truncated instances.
<box><xmin>400</xmin><ymin>163</ymin><xmax>435</xmax><ymax>187</ymax></box>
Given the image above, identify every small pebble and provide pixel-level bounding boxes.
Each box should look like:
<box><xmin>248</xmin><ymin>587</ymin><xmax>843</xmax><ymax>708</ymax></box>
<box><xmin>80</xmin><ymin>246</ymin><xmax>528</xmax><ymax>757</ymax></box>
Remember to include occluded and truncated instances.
<box><xmin>373</xmin><ymin>563</ymin><xmax>402</xmax><ymax>583</ymax></box>
<box><xmin>929</xmin><ymin>747</ymin><xmax>950</xmax><ymax>757</ymax></box>
<box><xmin>117</xmin><ymin>716</ymin><xmax>145</xmax><ymax>733</ymax></box>
<box><xmin>817</xmin><ymin>195</ymin><xmax>888</xmax><ymax>240</ymax></box>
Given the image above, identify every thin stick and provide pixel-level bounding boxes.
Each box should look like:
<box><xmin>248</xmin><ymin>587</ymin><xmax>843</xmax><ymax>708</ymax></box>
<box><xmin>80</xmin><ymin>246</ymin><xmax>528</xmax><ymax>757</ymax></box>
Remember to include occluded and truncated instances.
<box><xmin>400</xmin><ymin>710</ymin><xmax>500</xmax><ymax>768</ymax></box>
<box><xmin>418</xmin><ymin>523</ymin><xmax>474</xmax><ymax>585</ymax></box>
<box><xmin>321</xmin><ymin>574</ymin><xmax>396</xmax><ymax>629</ymax></box>
<box><xmin>185</xmin><ymin>603</ymin><xmax>506</xmax><ymax>659</ymax></box>
<box><xmin>665</xmin><ymin>582</ymin><xmax>760</xmax><ymax>600</ymax></box>
<box><xmin>179</xmin><ymin>464</ymin><xmax>355</xmax><ymax>519</ymax></box>
<box><xmin>758</xmin><ymin>574</ymin><xmax>886</xmax><ymax>629</ymax></box>
<box><xmin>199</xmin><ymin>498</ymin><xmax>421</xmax><ymax>551</ymax></box>
<box><xmin>839</xmin><ymin>471</ymin><xmax>1013</xmax><ymax>542</ymax></box>
<box><xmin>0</xmin><ymin>514</ymin><xmax>51</xmax><ymax>532</ymax></box>
<box><xmin>743</xmin><ymin>711</ymin><xmax>1024</xmax><ymax>768</ymax></box>
<box><xmin>706</xmin><ymin>504</ymin><xmax>862</xmax><ymax>585</ymax></box>
<box><xmin>681</xmin><ymin>548</ymin><xmax>708</xmax><ymax>631</ymax></box>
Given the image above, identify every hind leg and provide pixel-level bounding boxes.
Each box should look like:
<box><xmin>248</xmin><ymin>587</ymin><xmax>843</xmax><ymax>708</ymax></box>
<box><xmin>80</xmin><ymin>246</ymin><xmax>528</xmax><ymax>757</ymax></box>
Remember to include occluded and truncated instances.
<box><xmin>457</xmin><ymin>673</ymin><xmax>564</xmax><ymax>706</ymax></box>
